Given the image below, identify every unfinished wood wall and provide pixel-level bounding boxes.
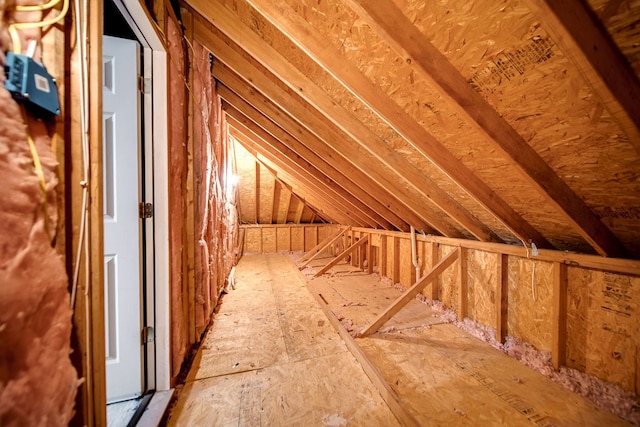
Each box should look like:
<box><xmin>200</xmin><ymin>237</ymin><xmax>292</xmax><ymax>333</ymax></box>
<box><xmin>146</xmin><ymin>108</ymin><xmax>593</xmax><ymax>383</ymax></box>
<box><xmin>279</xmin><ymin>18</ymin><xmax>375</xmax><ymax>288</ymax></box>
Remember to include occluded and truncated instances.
<box><xmin>245</xmin><ymin>224</ymin><xmax>640</xmax><ymax>395</ymax></box>
<box><xmin>241</xmin><ymin>224</ymin><xmax>340</xmax><ymax>255</ymax></box>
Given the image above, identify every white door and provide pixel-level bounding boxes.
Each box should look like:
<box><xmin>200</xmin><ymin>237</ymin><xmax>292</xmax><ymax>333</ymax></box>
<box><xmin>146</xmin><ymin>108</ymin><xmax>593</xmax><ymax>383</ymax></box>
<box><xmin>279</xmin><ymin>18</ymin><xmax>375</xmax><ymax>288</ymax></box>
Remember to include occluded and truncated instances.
<box><xmin>103</xmin><ymin>35</ymin><xmax>143</xmax><ymax>403</ymax></box>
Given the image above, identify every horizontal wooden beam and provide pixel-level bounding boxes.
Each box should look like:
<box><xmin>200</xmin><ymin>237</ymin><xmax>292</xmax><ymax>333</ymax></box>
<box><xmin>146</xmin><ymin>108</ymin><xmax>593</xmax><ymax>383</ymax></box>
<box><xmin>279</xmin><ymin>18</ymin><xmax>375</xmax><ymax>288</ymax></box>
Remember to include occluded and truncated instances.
<box><xmin>314</xmin><ymin>234</ymin><xmax>369</xmax><ymax>277</ymax></box>
<box><xmin>359</xmin><ymin>248</ymin><xmax>460</xmax><ymax>337</ymax></box>
<box><xmin>350</xmin><ymin>226</ymin><xmax>640</xmax><ymax>276</ymax></box>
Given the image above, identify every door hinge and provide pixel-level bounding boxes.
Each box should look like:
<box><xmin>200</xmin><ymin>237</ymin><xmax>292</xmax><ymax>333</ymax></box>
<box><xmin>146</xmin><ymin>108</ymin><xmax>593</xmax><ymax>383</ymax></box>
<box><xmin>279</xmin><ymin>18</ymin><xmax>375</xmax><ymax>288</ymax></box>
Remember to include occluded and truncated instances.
<box><xmin>138</xmin><ymin>76</ymin><xmax>151</xmax><ymax>94</ymax></box>
<box><xmin>139</xmin><ymin>202</ymin><xmax>153</xmax><ymax>218</ymax></box>
<box><xmin>142</xmin><ymin>326</ymin><xmax>155</xmax><ymax>344</ymax></box>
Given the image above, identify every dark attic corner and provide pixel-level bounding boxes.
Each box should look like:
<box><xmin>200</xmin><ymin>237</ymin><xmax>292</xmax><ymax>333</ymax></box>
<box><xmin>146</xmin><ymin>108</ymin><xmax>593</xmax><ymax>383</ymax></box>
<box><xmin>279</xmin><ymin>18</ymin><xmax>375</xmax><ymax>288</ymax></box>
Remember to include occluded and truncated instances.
<box><xmin>0</xmin><ymin>0</ymin><xmax>639</xmax><ymax>426</ymax></box>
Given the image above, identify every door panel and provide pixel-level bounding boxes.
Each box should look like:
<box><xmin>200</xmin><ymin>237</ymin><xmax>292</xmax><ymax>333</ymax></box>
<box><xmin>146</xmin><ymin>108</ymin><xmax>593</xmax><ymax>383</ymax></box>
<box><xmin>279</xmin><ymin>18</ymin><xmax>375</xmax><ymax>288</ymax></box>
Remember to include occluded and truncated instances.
<box><xmin>103</xmin><ymin>35</ymin><xmax>143</xmax><ymax>403</ymax></box>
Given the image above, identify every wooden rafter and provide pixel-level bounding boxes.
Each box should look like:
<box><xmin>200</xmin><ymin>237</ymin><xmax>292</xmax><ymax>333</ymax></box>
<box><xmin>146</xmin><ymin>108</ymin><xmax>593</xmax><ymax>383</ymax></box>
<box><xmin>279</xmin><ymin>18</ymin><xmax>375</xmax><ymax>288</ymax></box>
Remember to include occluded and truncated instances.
<box><xmin>232</xmin><ymin>128</ymin><xmax>373</xmax><ymax>227</ymax></box>
<box><xmin>359</xmin><ymin>248</ymin><xmax>460</xmax><ymax>337</ymax></box>
<box><xmin>244</xmin><ymin>0</ymin><xmax>552</xmax><ymax>248</ymax></box>
<box><xmin>187</xmin><ymin>2</ymin><xmax>494</xmax><ymax>241</ymax></box>
<box><xmin>344</xmin><ymin>0</ymin><xmax>627</xmax><ymax>258</ymax></box>
<box><xmin>217</xmin><ymin>78</ymin><xmax>411</xmax><ymax>231</ymax></box>
<box><xmin>209</xmin><ymin>43</ymin><xmax>457</xmax><ymax>234</ymax></box>
<box><xmin>530</xmin><ymin>0</ymin><xmax>640</xmax><ymax>154</ymax></box>
<box><xmin>225</xmin><ymin>101</ymin><xmax>392</xmax><ymax>228</ymax></box>
<box><xmin>314</xmin><ymin>235</ymin><xmax>370</xmax><ymax>277</ymax></box>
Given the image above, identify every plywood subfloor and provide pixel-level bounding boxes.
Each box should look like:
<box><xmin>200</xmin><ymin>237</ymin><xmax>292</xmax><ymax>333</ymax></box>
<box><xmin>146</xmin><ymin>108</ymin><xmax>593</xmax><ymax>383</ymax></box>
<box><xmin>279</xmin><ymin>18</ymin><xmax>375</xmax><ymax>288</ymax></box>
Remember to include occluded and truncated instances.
<box><xmin>167</xmin><ymin>253</ymin><xmax>630</xmax><ymax>426</ymax></box>
<box><xmin>307</xmin><ymin>262</ymin><xmax>631</xmax><ymax>426</ymax></box>
<box><xmin>166</xmin><ymin>253</ymin><xmax>398</xmax><ymax>426</ymax></box>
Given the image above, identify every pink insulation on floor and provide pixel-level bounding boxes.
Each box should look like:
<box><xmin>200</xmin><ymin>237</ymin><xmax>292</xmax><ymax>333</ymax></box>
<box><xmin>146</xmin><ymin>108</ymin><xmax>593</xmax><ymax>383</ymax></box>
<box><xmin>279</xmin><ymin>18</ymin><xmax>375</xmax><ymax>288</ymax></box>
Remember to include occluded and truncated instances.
<box><xmin>0</xmin><ymin>30</ymin><xmax>77</xmax><ymax>427</ymax></box>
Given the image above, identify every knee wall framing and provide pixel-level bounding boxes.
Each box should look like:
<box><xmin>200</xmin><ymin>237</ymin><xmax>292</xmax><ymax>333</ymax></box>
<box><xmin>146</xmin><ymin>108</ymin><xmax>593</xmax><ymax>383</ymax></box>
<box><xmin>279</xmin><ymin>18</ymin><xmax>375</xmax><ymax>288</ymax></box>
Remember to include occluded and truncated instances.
<box><xmin>243</xmin><ymin>224</ymin><xmax>640</xmax><ymax>395</ymax></box>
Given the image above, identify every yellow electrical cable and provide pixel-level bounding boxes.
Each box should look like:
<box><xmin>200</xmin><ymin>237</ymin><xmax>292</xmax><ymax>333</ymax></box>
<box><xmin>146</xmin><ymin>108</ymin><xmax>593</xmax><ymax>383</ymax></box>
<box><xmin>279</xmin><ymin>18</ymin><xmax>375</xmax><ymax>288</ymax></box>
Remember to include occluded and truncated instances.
<box><xmin>8</xmin><ymin>25</ymin><xmax>22</xmax><ymax>54</ymax></box>
<box><xmin>20</xmin><ymin>105</ymin><xmax>51</xmax><ymax>240</ymax></box>
<box><xmin>11</xmin><ymin>0</ymin><xmax>68</xmax><ymax>29</ymax></box>
<box><xmin>13</xmin><ymin>0</ymin><xmax>61</xmax><ymax>12</ymax></box>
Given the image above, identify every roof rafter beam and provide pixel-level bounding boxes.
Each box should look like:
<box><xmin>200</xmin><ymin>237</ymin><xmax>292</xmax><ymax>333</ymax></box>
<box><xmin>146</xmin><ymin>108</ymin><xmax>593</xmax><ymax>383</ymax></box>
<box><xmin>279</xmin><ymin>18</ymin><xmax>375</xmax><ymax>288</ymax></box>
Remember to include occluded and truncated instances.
<box><xmin>216</xmin><ymin>68</ymin><xmax>412</xmax><ymax>232</ymax></box>
<box><xmin>250</xmin><ymin>145</ymin><xmax>376</xmax><ymax>228</ymax></box>
<box><xmin>241</xmin><ymin>0</ymin><xmax>554</xmax><ymax>248</ymax></box>
<box><xmin>343</xmin><ymin>0</ymin><xmax>627</xmax><ymax>257</ymax></box>
<box><xmin>241</xmin><ymin>143</ymin><xmax>354</xmax><ymax>225</ymax></box>
<box><xmin>529</xmin><ymin>0</ymin><xmax>640</xmax><ymax>154</ymax></box>
<box><xmin>220</xmin><ymin>85</ymin><xmax>406</xmax><ymax>231</ymax></box>
<box><xmin>228</xmin><ymin>113</ymin><xmax>391</xmax><ymax>229</ymax></box>
<box><xmin>187</xmin><ymin>3</ymin><xmax>490</xmax><ymax>241</ymax></box>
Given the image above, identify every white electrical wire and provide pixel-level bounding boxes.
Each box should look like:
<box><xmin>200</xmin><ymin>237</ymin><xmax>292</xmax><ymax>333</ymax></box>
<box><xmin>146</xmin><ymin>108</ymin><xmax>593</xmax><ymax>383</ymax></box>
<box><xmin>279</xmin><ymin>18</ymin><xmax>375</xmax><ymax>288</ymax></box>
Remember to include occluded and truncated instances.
<box><xmin>70</xmin><ymin>0</ymin><xmax>90</xmax><ymax>310</ymax></box>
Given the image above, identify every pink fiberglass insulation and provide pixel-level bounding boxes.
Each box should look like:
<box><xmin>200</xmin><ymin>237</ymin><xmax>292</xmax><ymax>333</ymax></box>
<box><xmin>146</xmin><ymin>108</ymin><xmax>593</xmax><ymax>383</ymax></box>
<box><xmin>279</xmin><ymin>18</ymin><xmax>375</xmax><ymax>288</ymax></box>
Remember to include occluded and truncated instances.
<box><xmin>167</xmin><ymin>12</ymin><xmax>189</xmax><ymax>381</ymax></box>
<box><xmin>0</xmin><ymin>26</ymin><xmax>77</xmax><ymax>427</ymax></box>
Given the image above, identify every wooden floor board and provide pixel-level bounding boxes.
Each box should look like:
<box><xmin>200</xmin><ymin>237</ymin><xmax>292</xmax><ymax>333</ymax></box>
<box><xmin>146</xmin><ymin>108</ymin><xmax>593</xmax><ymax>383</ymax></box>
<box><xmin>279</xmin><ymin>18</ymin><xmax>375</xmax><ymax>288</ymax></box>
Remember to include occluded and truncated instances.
<box><xmin>168</xmin><ymin>253</ymin><xmax>629</xmax><ymax>426</ymax></box>
<box><xmin>168</xmin><ymin>253</ymin><xmax>398</xmax><ymax>426</ymax></box>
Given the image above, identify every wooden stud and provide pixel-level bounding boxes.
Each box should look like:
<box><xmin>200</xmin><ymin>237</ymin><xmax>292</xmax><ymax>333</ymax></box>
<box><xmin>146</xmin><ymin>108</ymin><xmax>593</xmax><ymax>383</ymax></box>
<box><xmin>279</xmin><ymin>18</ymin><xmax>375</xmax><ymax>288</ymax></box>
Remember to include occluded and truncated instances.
<box><xmin>314</xmin><ymin>235</ymin><xmax>369</xmax><ymax>277</ymax></box>
<box><xmin>379</xmin><ymin>235</ymin><xmax>387</xmax><ymax>277</ymax></box>
<box><xmin>254</xmin><ymin>161</ymin><xmax>260</xmax><ymax>224</ymax></box>
<box><xmin>458</xmin><ymin>247</ymin><xmax>468</xmax><ymax>321</ymax></box>
<box><xmin>552</xmin><ymin>262</ymin><xmax>567</xmax><ymax>370</ymax></box>
<box><xmin>430</xmin><ymin>242</ymin><xmax>439</xmax><ymax>300</ymax></box>
<box><xmin>366</xmin><ymin>233</ymin><xmax>373</xmax><ymax>274</ymax></box>
<box><xmin>366</xmin><ymin>230</ymin><xmax>640</xmax><ymax>277</ymax></box>
<box><xmin>360</xmin><ymin>248</ymin><xmax>460</xmax><ymax>337</ymax></box>
<box><xmin>391</xmin><ymin>236</ymin><xmax>400</xmax><ymax>285</ymax></box>
<box><xmin>496</xmin><ymin>254</ymin><xmax>509</xmax><ymax>344</ymax></box>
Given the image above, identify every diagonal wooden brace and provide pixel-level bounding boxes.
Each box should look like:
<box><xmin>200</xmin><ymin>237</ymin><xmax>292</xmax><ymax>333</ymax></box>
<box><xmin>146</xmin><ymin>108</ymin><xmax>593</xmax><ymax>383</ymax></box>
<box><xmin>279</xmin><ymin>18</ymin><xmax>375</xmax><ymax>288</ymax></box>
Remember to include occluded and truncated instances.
<box><xmin>359</xmin><ymin>248</ymin><xmax>460</xmax><ymax>336</ymax></box>
<box><xmin>314</xmin><ymin>234</ymin><xmax>369</xmax><ymax>277</ymax></box>
<box><xmin>299</xmin><ymin>226</ymin><xmax>351</xmax><ymax>268</ymax></box>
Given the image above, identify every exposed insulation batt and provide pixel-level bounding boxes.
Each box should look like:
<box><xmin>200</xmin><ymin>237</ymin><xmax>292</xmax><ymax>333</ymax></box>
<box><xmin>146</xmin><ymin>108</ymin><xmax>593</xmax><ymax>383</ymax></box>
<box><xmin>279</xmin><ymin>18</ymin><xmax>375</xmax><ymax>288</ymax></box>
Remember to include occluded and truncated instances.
<box><xmin>0</xmin><ymin>13</ymin><xmax>77</xmax><ymax>423</ymax></box>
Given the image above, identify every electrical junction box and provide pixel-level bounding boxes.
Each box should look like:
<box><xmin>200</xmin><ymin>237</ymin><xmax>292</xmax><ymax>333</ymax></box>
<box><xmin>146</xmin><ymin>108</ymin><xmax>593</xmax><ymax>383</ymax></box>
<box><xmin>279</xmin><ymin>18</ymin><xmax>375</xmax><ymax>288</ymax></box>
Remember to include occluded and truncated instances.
<box><xmin>4</xmin><ymin>52</ymin><xmax>61</xmax><ymax>116</ymax></box>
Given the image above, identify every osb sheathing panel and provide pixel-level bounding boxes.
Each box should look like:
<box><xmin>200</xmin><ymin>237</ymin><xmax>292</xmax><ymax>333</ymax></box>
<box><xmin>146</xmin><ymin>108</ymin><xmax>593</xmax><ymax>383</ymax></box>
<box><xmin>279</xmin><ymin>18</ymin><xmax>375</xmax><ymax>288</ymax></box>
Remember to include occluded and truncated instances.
<box><xmin>467</xmin><ymin>250</ymin><xmax>499</xmax><ymax>328</ymax></box>
<box><xmin>588</xmin><ymin>0</ymin><xmax>640</xmax><ymax>76</ymax></box>
<box><xmin>242</xmin><ymin>225</ymin><xmax>339</xmax><ymax>254</ymax></box>
<box><xmin>235</xmin><ymin>142</ymin><xmax>257</xmax><ymax>224</ymax></box>
<box><xmin>507</xmin><ymin>258</ymin><xmax>554</xmax><ymax>352</ymax></box>
<box><xmin>439</xmin><ymin>245</ymin><xmax>461</xmax><ymax>312</ymax></box>
<box><xmin>398</xmin><ymin>237</ymin><xmax>414</xmax><ymax>287</ymax></box>
<box><xmin>245</xmin><ymin>227</ymin><xmax>261</xmax><ymax>252</ymax></box>
<box><xmin>210</xmin><ymin>17</ymin><xmax>463</xmax><ymax>235</ymax></box>
<box><xmin>258</xmin><ymin>164</ymin><xmax>275</xmax><ymax>223</ymax></box>
<box><xmin>276</xmin><ymin>227</ymin><xmax>290</xmax><ymax>251</ymax></box>
<box><xmin>291</xmin><ymin>226</ymin><xmax>304</xmax><ymax>251</ymax></box>
<box><xmin>262</xmin><ymin>227</ymin><xmax>277</xmax><ymax>252</ymax></box>
<box><xmin>231</xmin><ymin>0</ymin><xmax>640</xmax><ymax>253</ymax></box>
<box><xmin>303</xmin><ymin>226</ymin><xmax>316</xmax><ymax>252</ymax></box>
<box><xmin>566</xmin><ymin>268</ymin><xmax>639</xmax><ymax>393</ymax></box>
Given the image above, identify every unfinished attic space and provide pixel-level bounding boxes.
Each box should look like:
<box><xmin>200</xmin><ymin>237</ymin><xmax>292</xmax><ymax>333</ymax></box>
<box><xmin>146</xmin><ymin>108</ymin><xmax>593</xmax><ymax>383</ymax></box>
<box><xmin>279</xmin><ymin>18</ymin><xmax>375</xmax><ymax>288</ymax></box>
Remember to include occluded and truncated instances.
<box><xmin>1</xmin><ymin>0</ymin><xmax>640</xmax><ymax>426</ymax></box>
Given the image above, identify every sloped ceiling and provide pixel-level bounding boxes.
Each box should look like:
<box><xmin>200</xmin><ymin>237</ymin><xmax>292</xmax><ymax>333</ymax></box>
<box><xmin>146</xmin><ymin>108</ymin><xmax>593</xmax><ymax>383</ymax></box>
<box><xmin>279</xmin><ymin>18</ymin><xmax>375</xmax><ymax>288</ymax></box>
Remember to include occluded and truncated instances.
<box><xmin>181</xmin><ymin>0</ymin><xmax>640</xmax><ymax>259</ymax></box>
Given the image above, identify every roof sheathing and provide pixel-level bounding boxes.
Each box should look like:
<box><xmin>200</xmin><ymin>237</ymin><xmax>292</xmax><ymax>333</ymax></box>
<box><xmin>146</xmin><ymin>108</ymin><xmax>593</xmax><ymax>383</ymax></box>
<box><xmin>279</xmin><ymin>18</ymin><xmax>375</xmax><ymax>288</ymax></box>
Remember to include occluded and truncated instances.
<box><xmin>188</xmin><ymin>0</ymin><xmax>640</xmax><ymax>258</ymax></box>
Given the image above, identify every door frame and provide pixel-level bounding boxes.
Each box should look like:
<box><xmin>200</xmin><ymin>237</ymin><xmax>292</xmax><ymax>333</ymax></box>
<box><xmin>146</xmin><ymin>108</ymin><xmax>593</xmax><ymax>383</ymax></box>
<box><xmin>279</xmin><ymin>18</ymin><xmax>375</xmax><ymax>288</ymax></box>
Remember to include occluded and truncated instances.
<box><xmin>103</xmin><ymin>0</ymin><xmax>170</xmax><ymax>394</ymax></box>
